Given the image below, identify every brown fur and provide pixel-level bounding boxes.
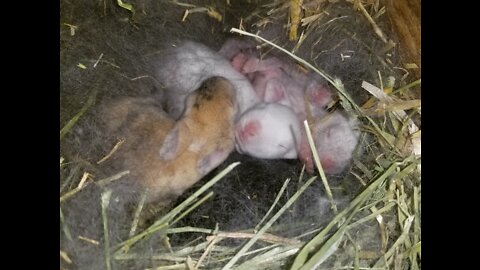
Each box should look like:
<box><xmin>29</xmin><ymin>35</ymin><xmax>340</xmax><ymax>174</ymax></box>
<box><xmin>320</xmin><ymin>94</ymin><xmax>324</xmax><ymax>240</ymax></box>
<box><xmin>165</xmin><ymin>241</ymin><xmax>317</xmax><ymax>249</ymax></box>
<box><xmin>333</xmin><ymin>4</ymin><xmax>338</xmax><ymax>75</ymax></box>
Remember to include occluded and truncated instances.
<box><xmin>102</xmin><ymin>77</ymin><xmax>237</xmax><ymax>203</ymax></box>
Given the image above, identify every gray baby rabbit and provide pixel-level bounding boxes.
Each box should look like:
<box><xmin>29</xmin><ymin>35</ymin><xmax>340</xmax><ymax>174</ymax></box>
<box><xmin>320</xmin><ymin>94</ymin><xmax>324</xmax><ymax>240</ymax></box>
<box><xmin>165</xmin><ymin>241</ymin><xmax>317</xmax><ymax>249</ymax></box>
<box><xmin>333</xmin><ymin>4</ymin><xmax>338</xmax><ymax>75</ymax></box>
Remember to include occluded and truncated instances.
<box><xmin>153</xmin><ymin>41</ymin><xmax>259</xmax><ymax>120</ymax></box>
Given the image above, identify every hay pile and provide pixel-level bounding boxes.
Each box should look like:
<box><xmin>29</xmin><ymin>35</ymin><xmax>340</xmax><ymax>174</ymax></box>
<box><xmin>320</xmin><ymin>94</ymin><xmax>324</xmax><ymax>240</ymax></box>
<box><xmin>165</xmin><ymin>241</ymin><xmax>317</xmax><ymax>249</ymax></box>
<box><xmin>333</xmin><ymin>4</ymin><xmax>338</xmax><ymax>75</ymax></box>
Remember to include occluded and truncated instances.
<box><xmin>60</xmin><ymin>0</ymin><xmax>421</xmax><ymax>269</ymax></box>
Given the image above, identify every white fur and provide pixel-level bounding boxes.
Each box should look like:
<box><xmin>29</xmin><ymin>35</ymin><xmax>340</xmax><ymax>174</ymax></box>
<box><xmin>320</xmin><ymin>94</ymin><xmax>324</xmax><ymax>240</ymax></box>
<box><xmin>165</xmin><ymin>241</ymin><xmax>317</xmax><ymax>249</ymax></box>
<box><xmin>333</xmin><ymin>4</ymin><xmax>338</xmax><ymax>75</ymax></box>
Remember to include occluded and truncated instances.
<box><xmin>313</xmin><ymin>111</ymin><xmax>360</xmax><ymax>174</ymax></box>
<box><xmin>235</xmin><ymin>103</ymin><xmax>301</xmax><ymax>159</ymax></box>
<box><xmin>154</xmin><ymin>41</ymin><xmax>259</xmax><ymax>120</ymax></box>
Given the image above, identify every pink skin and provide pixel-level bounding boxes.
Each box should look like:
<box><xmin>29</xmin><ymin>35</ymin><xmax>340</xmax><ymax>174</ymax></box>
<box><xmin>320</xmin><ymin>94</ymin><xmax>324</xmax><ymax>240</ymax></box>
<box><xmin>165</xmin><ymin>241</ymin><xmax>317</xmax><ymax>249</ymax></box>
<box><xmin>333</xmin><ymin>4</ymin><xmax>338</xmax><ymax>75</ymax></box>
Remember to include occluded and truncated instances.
<box><xmin>236</xmin><ymin>120</ymin><xmax>261</xmax><ymax>144</ymax></box>
<box><xmin>231</xmin><ymin>53</ymin><xmax>250</xmax><ymax>73</ymax></box>
<box><xmin>221</xmin><ymin>38</ymin><xmax>359</xmax><ymax>174</ymax></box>
<box><xmin>319</xmin><ymin>157</ymin><xmax>336</xmax><ymax>173</ymax></box>
<box><xmin>234</xmin><ymin>54</ymin><xmax>335</xmax><ymax>173</ymax></box>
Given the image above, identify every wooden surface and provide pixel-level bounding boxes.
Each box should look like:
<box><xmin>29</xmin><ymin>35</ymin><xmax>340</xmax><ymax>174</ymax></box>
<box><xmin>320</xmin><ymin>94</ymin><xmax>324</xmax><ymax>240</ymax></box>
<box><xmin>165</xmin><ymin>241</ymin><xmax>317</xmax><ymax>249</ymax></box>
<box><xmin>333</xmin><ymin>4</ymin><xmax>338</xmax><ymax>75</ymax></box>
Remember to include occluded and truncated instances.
<box><xmin>385</xmin><ymin>0</ymin><xmax>421</xmax><ymax>78</ymax></box>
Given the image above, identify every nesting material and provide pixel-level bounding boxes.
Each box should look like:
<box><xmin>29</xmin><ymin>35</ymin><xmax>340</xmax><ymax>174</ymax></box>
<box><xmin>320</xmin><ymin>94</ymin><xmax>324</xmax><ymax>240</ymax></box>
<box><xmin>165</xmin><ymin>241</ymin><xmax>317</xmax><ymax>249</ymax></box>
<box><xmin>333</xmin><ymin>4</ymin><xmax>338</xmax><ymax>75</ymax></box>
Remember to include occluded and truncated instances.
<box><xmin>60</xmin><ymin>0</ymin><xmax>421</xmax><ymax>269</ymax></box>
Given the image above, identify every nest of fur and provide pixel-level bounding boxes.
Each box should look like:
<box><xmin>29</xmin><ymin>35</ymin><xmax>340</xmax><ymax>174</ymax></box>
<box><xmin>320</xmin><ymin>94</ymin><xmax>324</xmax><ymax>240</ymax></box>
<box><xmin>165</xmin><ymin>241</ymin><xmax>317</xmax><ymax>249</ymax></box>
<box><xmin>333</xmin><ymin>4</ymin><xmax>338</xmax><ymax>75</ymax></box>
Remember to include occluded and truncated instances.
<box><xmin>60</xmin><ymin>0</ymin><xmax>421</xmax><ymax>269</ymax></box>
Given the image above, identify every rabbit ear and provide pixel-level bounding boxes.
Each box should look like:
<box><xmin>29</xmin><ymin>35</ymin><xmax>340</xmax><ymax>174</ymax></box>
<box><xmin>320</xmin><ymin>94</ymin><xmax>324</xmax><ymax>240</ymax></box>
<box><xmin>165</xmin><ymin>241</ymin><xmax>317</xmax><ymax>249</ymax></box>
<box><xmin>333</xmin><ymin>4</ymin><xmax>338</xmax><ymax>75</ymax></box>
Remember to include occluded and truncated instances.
<box><xmin>196</xmin><ymin>148</ymin><xmax>231</xmax><ymax>176</ymax></box>
<box><xmin>158</xmin><ymin>125</ymin><xmax>180</xmax><ymax>160</ymax></box>
<box><xmin>264</xmin><ymin>80</ymin><xmax>286</xmax><ymax>103</ymax></box>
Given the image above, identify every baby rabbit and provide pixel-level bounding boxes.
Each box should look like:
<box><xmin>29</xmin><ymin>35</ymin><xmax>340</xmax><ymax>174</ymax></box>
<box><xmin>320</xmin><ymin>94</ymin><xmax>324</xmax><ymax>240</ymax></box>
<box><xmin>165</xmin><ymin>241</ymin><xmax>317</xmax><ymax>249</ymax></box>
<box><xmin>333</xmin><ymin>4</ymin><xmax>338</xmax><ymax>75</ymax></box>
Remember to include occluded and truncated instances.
<box><xmin>153</xmin><ymin>41</ymin><xmax>259</xmax><ymax>120</ymax></box>
<box><xmin>312</xmin><ymin>111</ymin><xmax>361</xmax><ymax>174</ymax></box>
<box><xmin>222</xmin><ymin>38</ymin><xmax>360</xmax><ymax>174</ymax></box>
<box><xmin>236</xmin><ymin>102</ymin><xmax>360</xmax><ymax>175</ymax></box>
<box><xmin>240</xmin><ymin>56</ymin><xmax>336</xmax><ymax>172</ymax></box>
<box><xmin>235</xmin><ymin>102</ymin><xmax>304</xmax><ymax>160</ymax></box>
<box><xmin>103</xmin><ymin>76</ymin><xmax>237</xmax><ymax>203</ymax></box>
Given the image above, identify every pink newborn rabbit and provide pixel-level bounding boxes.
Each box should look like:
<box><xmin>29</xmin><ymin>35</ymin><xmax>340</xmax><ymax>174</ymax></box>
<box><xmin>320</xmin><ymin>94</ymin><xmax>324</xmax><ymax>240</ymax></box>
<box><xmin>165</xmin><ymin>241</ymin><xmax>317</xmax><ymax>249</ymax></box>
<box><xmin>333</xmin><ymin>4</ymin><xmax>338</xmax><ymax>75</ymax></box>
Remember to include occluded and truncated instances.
<box><xmin>222</xmin><ymin>38</ymin><xmax>359</xmax><ymax>174</ymax></box>
<box><xmin>220</xmin><ymin>39</ymin><xmax>331</xmax><ymax>171</ymax></box>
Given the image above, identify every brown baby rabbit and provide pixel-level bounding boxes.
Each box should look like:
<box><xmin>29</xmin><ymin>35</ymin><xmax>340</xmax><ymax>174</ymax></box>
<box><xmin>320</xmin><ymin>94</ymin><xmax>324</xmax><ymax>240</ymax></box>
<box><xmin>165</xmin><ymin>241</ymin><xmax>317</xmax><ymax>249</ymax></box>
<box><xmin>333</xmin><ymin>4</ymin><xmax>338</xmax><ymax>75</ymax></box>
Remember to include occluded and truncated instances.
<box><xmin>102</xmin><ymin>76</ymin><xmax>237</xmax><ymax>203</ymax></box>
